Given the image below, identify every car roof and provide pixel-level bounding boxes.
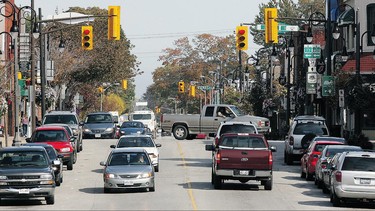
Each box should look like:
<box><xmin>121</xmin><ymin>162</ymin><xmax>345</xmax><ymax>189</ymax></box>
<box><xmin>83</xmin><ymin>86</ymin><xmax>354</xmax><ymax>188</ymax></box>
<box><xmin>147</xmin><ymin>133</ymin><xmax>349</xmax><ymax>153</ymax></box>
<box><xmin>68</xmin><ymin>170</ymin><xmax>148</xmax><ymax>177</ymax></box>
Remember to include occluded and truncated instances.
<box><xmin>111</xmin><ymin>147</ymin><xmax>147</xmax><ymax>153</ymax></box>
<box><xmin>23</xmin><ymin>143</ymin><xmax>55</xmax><ymax>149</ymax></box>
<box><xmin>45</xmin><ymin>111</ymin><xmax>77</xmax><ymax>115</ymax></box>
<box><xmin>36</xmin><ymin>125</ymin><xmax>67</xmax><ymax>131</ymax></box>
<box><xmin>0</xmin><ymin>146</ymin><xmax>47</xmax><ymax>152</ymax></box>
<box><xmin>43</xmin><ymin>123</ymin><xmax>71</xmax><ymax>128</ymax></box>
<box><xmin>313</xmin><ymin>140</ymin><xmax>344</xmax><ymax>145</ymax></box>
<box><xmin>313</xmin><ymin>137</ymin><xmax>345</xmax><ymax>141</ymax></box>
<box><xmin>119</xmin><ymin>134</ymin><xmax>151</xmax><ymax>138</ymax></box>
<box><xmin>87</xmin><ymin>112</ymin><xmax>112</xmax><ymax>115</ymax></box>
<box><xmin>324</xmin><ymin>145</ymin><xmax>362</xmax><ymax>149</ymax></box>
<box><xmin>293</xmin><ymin>115</ymin><xmax>326</xmax><ymax>121</ymax></box>
<box><xmin>342</xmin><ymin>151</ymin><xmax>375</xmax><ymax>158</ymax></box>
<box><xmin>220</xmin><ymin>121</ymin><xmax>256</xmax><ymax>126</ymax></box>
<box><xmin>220</xmin><ymin>133</ymin><xmax>264</xmax><ymax>138</ymax></box>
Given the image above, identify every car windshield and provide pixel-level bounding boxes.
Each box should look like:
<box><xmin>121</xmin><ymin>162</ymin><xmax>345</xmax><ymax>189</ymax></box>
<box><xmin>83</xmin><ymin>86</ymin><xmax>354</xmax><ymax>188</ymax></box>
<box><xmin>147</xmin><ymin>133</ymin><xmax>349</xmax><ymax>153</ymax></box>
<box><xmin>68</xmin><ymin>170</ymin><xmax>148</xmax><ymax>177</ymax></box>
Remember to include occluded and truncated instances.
<box><xmin>117</xmin><ymin>137</ymin><xmax>155</xmax><ymax>148</ymax></box>
<box><xmin>121</xmin><ymin>122</ymin><xmax>144</xmax><ymax>128</ymax></box>
<box><xmin>229</xmin><ymin>106</ymin><xmax>244</xmax><ymax>116</ymax></box>
<box><xmin>293</xmin><ymin>122</ymin><xmax>328</xmax><ymax>135</ymax></box>
<box><xmin>33</xmin><ymin>130</ymin><xmax>68</xmax><ymax>142</ymax></box>
<box><xmin>314</xmin><ymin>144</ymin><xmax>328</xmax><ymax>152</ymax></box>
<box><xmin>44</xmin><ymin>115</ymin><xmax>77</xmax><ymax>125</ymax></box>
<box><xmin>86</xmin><ymin>114</ymin><xmax>113</xmax><ymax>123</ymax></box>
<box><xmin>219</xmin><ymin>125</ymin><xmax>256</xmax><ymax>136</ymax></box>
<box><xmin>108</xmin><ymin>152</ymin><xmax>150</xmax><ymax>166</ymax></box>
<box><xmin>342</xmin><ymin>157</ymin><xmax>375</xmax><ymax>171</ymax></box>
<box><xmin>220</xmin><ymin>136</ymin><xmax>266</xmax><ymax>148</ymax></box>
<box><xmin>132</xmin><ymin>114</ymin><xmax>151</xmax><ymax>120</ymax></box>
<box><xmin>325</xmin><ymin>147</ymin><xmax>362</xmax><ymax>158</ymax></box>
<box><xmin>0</xmin><ymin>151</ymin><xmax>48</xmax><ymax>168</ymax></box>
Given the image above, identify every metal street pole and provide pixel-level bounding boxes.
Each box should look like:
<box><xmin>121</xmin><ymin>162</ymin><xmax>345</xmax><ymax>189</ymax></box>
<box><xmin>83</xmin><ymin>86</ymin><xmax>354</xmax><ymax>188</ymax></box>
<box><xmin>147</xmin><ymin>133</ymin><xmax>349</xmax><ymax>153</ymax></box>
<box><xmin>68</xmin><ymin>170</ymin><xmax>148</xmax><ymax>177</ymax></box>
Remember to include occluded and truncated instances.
<box><xmin>12</xmin><ymin>36</ymin><xmax>21</xmax><ymax>146</ymax></box>
<box><xmin>286</xmin><ymin>48</ymin><xmax>291</xmax><ymax>128</ymax></box>
<box><xmin>354</xmin><ymin>9</ymin><xmax>361</xmax><ymax>136</ymax></box>
<box><xmin>30</xmin><ymin>0</ymin><xmax>36</xmax><ymax>131</ymax></box>
<box><xmin>100</xmin><ymin>92</ymin><xmax>103</xmax><ymax>111</ymax></box>
<box><xmin>39</xmin><ymin>8</ymin><xmax>47</xmax><ymax>119</ymax></box>
<box><xmin>325</xmin><ymin>0</ymin><xmax>333</xmax><ymax>130</ymax></box>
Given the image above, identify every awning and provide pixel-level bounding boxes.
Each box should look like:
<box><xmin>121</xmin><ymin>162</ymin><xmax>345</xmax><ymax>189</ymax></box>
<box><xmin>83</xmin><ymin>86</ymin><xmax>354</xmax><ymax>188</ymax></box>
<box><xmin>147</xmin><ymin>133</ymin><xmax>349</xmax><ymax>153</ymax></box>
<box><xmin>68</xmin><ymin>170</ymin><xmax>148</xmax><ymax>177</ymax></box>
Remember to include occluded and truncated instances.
<box><xmin>337</xmin><ymin>8</ymin><xmax>354</xmax><ymax>26</ymax></box>
<box><xmin>341</xmin><ymin>54</ymin><xmax>375</xmax><ymax>73</ymax></box>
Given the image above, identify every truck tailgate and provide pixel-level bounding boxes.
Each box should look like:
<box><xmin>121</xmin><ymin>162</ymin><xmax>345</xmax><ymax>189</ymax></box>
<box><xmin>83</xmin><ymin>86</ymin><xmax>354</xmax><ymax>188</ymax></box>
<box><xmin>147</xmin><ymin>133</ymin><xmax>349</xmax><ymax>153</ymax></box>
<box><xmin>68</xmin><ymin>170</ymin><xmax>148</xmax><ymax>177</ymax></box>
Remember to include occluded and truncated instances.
<box><xmin>218</xmin><ymin>148</ymin><xmax>270</xmax><ymax>170</ymax></box>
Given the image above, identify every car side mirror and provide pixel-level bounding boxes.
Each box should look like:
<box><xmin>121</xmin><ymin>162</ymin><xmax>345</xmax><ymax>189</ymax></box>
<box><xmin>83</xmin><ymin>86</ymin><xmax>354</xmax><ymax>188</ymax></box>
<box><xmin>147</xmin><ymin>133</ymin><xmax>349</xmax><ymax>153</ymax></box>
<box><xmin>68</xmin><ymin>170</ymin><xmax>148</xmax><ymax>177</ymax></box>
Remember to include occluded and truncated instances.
<box><xmin>270</xmin><ymin>146</ymin><xmax>277</xmax><ymax>152</ymax></box>
<box><xmin>155</xmin><ymin>144</ymin><xmax>162</xmax><ymax>147</ymax></box>
<box><xmin>57</xmin><ymin>154</ymin><xmax>64</xmax><ymax>159</ymax></box>
<box><xmin>100</xmin><ymin>161</ymin><xmax>106</xmax><ymax>166</ymax></box>
<box><xmin>25</xmin><ymin>138</ymin><xmax>31</xmax><ymax>143</ymax></box>
<box><xmin>330</xmin><ymin>165</ymin><xmax>336</xmax><ymax>170</ymax></box>
<box><xmin>79</xmin><ymin>121</ymin><xmax>84</xmax><ymax>126</ymax></box>
<box><xmin>70</xmin><ymin>137</ymin><xmax>76</xmax><ymax>142</ymax></box>
<box><xmin>110</xmin><ymin>145</ymin><xmax>116</xmax><ymax>149</ymax></box>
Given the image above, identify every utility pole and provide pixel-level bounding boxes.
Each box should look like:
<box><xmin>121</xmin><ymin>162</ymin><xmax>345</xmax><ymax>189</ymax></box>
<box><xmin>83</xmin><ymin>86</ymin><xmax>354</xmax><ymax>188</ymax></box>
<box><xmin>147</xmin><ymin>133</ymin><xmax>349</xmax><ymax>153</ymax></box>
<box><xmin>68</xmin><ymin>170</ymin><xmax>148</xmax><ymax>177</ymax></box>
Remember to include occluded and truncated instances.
<box><xmin>30</xmin><ymin>0</ymin><xmax>36</xmax><ymax>131</ymax></box>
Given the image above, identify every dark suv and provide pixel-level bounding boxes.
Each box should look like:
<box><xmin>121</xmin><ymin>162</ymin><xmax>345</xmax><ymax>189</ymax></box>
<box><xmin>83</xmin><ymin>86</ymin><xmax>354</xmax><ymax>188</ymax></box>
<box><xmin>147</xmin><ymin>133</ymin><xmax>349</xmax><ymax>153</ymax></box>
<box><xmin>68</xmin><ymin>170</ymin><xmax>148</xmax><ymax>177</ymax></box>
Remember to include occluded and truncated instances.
<box><xmin>42</xmin><ymin>111</ymin><xmax>83</xmax><ymax>152</ymax></box>
<box><xmin>0</xmin><ymin>146</ymin><xmax>56</xmax><ymax>204</ymax></box>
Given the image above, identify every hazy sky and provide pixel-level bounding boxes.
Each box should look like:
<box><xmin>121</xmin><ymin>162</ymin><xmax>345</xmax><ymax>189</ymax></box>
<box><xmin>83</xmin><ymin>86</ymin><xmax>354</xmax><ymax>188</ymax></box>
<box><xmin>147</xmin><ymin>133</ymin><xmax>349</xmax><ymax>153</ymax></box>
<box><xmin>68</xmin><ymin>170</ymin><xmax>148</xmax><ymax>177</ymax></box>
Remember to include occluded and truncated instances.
<box><xmin>16</xmin><ymin>0</ymin><xmax>270</xmax><ymax>99</ymax></box>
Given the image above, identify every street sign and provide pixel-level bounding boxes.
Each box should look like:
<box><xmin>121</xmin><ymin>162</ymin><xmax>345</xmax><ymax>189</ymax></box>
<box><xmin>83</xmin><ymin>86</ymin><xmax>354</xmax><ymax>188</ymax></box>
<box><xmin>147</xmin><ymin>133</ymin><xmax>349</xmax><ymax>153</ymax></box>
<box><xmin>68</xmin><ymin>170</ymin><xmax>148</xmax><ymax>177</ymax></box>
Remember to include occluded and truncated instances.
<box><xmin>322</xmin><ymin>76</ymin><xmax>335</xmax><ymax>97</ymax></box>
<box><xmin>197</xmin><ymin>86</ymin><xmax>212</xmax><ymax>91</ymax></box>
<box><xmin>254</xmin><ymin>24</ymin><xmax>299</xmax><ymax>32</ymax></box>
<box><xmin>306</xmin><ymin>72</ymin><xmax>317</xmax><ymax>94</ymax></box>
<box><xmin>304</xmin><ymin>44</ymin><xmax>321</xmax><ymax>59</ymax></box>
<box><xmin>339</xmin><ymin>89</ymin><xmax>344</xmax><ymax>107</ymax></box>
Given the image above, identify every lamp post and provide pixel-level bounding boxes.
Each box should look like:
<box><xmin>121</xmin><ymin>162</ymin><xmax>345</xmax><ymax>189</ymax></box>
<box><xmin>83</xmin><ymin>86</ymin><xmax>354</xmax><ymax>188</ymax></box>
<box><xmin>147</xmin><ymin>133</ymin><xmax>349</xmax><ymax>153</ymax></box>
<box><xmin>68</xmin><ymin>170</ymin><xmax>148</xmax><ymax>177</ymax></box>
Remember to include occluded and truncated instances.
<box><xmin>286</xmin><ymin>36</ymin><xmax>295</xmax><ymax>129</ymax></box>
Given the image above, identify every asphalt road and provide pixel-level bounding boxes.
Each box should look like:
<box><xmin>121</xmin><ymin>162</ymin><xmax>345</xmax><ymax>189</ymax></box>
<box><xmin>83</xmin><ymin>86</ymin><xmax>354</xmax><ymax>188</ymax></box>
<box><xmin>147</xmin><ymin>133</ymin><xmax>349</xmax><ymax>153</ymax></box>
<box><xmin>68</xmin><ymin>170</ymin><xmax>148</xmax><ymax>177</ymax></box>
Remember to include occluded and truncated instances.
<box><xmin>0</xmin><ymin>135</ymin><xmax>373</xmax><ymax>210</ymax></box>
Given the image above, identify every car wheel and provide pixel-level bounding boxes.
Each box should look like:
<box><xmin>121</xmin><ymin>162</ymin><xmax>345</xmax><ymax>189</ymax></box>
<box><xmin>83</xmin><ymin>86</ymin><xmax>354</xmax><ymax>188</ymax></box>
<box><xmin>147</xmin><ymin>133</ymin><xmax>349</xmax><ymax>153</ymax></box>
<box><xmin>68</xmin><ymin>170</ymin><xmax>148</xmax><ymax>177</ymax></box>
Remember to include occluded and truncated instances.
<box><xmin>300</xmin><ymin>169</ymin><xmax>306</xmax><ymax>178</ymax></box>
<box><xmin>73</xmin><ymin>151</ymin><xmax>77</xmax><ymax>164</ymax></box>
<box><xmin>60</xmin><ymin>175</ymin><xmax>63</xmax><ymax>184</ymax></box>
<box><xmin>67</xmin><ymin>159</ymin><xmax>73</xmax><ymax>171</ymax></box>
<box><xmin>264</xmin><ymin>179</ymin><xmax>273</xmax><ymax>190</ymax></box>
<box><xmin>79</xmin><ymin>142</ymin><xmax>83</xmax><ymax>152</ymax></box>
<box><xmin>45</xmin><ymin>195</ymin><xmax>55</xmax><ymax>205</ymax></box>
<box><xmin>149</xmin><ymin>186</ymin><xmax>155</xmax><ymax>192</ymax></box>
<box><xmin>213</xmin><ymin>173</ymin><xmax>222</xmax><ymax>189</ymax></box>
<box><xmin>154</xmin><ymin>165</ymin><xmax>159</xmax><ymax>172</ymax></box>
<box><xmin>283</xmin><ymin>151</ymin><xmax>287</xmax><ymax>164</ymax></box>
<box><xmin>305</xmin><ymin>169</ymin><xmax>314</xmax><ymax>181</ymax></box>
<box><xmin>104</xmin><ymin>187</ymin><xmax>111</xmax><ymax>193</ymax></box>
<box><xmin>173</xmin><ymin>125</ymin><xmax>188</xmax><ymax>140</ymax></box>
<box><xmin>322</xmin><ymin>184</ymin><xmax>330</xmax><ymax>194</ymax></box>
<box><xmin>55</xmin><ymin>178</ymin><xmax>61</xmax><ymax>186</ymax></box>
<box><xmin>331</xmin><ymin>190</ymin><xmax>341</xmax><ymax>207</ymax></box>
<box><xmin>286</xmin><ymin>153</ymin><xmax>293</xmax><ymax>165</ymax></box>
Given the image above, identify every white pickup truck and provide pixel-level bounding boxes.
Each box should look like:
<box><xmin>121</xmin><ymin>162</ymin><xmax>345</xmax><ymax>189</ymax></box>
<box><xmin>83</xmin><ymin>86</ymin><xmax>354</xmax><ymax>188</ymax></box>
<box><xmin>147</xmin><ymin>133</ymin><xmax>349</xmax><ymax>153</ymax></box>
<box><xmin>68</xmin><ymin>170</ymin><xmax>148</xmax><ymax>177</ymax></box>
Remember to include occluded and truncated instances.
<box><xmin>161</xmin><ymin>104</ymin><xmax>271</xmax><ymax>140</ymax></box>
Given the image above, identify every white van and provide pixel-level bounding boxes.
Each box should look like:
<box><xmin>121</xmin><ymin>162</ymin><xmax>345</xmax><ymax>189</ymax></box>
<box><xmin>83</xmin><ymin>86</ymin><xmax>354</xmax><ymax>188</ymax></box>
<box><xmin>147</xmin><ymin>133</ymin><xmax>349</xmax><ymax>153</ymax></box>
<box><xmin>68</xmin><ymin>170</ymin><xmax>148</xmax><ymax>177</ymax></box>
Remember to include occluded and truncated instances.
<box><xmin>129</xmin><ymin>110</ymin><xmax>157</xmax><ymax>137</ymax></box>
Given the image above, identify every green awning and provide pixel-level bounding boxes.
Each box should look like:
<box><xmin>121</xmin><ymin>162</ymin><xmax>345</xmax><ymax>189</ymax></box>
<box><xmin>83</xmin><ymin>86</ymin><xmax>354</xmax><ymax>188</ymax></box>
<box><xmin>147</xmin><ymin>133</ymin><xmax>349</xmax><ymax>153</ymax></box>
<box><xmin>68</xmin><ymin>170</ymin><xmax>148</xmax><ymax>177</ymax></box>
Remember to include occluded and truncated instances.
<box><xmin>338</xmin><ymin>8</ymin><xmax>354</xmax><ymax>26</ymax></box>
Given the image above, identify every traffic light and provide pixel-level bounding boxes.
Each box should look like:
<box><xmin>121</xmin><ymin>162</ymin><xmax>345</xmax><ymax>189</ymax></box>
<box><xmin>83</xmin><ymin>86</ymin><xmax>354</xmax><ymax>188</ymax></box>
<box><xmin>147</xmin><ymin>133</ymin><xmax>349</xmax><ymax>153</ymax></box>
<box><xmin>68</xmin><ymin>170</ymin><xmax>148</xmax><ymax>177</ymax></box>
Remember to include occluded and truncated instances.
<box><xmin>121</xmin><ymin>79</ymin><xmax>127</xmax><ymax>90</ymax></box>
<box><xmin>178</xmin><ymin>81</ymin><xmax>185</xmax><ymax>93</ymax></box>
<box><xmin>189</xmin><ymin>85</ymin><xmax>196</xmax><ymax>97</ymax></box>
<box><xmin>264</xmin><ymin>8</ymin><xmax>278</xmax><ymax>43</ymax></box>
<box><xmin>236</xmin><ymin>26</ymin><xmax>248</xmax><ymax>51</ymax></box>
<box><xmin>108</xmin><ymin>6</ymin><xmax>121</xmax><ymax>40</ymax></box>
<box><xmin>82</xmin><ymin>26</ymin><xmax>93</xmax><ymax>50</ymax></box>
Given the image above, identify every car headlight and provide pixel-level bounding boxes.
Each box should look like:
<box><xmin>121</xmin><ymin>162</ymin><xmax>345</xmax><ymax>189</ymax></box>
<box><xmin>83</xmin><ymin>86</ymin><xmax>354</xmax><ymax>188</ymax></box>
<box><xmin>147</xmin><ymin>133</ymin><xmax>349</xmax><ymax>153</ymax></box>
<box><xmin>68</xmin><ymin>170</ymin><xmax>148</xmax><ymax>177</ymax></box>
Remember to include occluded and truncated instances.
<box><xmin>137</xmin><ymin>172</ymin><xmax>152</xmax><ymax>178</ymax></box>
<box><xmin>0</xmin><ymin>176</ymin><xmax>7</xmax><ymax>180</ymax></box>
<box><xmin>72</xmin><ymin>129</ymin><xmax>79</xmax><ymax>135</ymax></box>
<box><xmin>148</xmin><ymin>153</ymin><xmax>158</xmax><ymax>158</ymax></box>
<box><xmin>105</xmin><ymin>128</ymin><xmax>114</xmax><ymax>132</ymax></box>
<box><xmin>104</xmin><ymin>173</ymin><xmax>117</xmax><ymax>179</ymax></box>
<box><xmin>83</xmin><ymin>128</ymin><xmax>91</xmax><ymax>133</ymax></box>
<box><xmin>40</xmin><ymin>174</ymin><xmax>53</xmax><ymax>180</ymax></box>
<box><xmin>60</xmin><ymin>147</ymin><xmax>71</xmax><ymax>153</ymax></box>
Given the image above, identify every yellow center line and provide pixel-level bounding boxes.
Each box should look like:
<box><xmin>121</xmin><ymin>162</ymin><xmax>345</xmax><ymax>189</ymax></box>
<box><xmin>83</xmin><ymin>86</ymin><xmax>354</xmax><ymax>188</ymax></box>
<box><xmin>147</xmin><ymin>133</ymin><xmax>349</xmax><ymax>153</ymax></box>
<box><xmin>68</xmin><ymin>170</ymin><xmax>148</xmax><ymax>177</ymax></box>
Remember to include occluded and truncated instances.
<box><xmin>177</xmin><ymin>141</ymin><xmax>198</xmax><ymax>211</ymax></box>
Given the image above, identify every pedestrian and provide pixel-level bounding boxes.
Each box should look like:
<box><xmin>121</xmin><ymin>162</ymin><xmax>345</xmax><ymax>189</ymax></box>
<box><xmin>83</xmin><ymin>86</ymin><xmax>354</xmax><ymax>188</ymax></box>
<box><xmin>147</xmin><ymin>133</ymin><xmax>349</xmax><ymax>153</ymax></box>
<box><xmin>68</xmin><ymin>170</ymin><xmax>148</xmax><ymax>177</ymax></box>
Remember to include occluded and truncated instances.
<box><xmin>22</xmin><ymin>115</ymin><xmax>29</xmax><ymax>137</ymax></box>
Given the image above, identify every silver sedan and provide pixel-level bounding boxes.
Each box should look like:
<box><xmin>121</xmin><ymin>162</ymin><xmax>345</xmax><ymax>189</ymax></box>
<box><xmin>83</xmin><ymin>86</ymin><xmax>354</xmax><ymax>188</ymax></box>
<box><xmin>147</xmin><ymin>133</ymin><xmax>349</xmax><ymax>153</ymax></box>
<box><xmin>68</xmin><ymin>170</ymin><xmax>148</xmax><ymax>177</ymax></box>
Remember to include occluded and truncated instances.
<box><xmin>100</xmin><ymin>148</ymin><xmax>155</xmax><ymax>193</ymax></box>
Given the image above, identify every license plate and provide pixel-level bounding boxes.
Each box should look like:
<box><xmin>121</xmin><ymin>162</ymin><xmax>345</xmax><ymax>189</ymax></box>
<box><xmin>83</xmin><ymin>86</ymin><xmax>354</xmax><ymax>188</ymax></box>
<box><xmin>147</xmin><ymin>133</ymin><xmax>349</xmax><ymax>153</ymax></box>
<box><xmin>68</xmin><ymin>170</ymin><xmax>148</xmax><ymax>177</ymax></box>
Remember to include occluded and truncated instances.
<box><xmin>19</xmin><ymin>189</ymin><xmax>30</xmax><ymax>194</ymax></box>
<box><xmin>124</xmin><ymin>181</ymin><xmax>134</xmax><ymax>186</ymax></box>
<box><xmin>239</xmin><ymin>170</ymin><xmax>249</xmax><ymax>175</ymax></box>
<box><xmin>95</xmin><ymin>134</ymin><xmax>101</xmax><ymax>138</ymax></box>
<box><xmin>360</xmin><ymin>178</ymin><xmax>371</xmax><ymax>185</ymax></box>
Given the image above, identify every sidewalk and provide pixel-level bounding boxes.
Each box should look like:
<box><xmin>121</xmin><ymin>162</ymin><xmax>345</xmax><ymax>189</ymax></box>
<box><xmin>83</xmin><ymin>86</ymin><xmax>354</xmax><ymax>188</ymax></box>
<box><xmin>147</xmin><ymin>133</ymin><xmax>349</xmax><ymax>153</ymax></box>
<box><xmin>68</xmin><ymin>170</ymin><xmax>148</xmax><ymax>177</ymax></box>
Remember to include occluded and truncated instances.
<box><xmin>0</xmin><ymin>135</ymin><xmax>27</xmax><ymax>148</ymax></box>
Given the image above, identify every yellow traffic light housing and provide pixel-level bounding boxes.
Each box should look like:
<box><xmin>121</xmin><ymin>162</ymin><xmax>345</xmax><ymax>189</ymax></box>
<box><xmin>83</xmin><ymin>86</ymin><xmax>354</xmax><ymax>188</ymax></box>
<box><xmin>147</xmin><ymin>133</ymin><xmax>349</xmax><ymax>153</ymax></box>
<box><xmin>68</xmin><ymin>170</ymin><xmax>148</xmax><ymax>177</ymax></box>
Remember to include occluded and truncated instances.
<box><xmin>189</xmin><ymin>85</ymin><xmax>196</xmax><ymax>97</ymax></box>
<box><xmin>178</xmin><ymin>81</ymin><xmax>185</xmax><ymax>93</ymax></box>
<box><xmin>82</xmin><ymin>26</ymin><xmax>93</xmax><ymax>50</ymax></box>
<box><xmin>236</xmin><ymin>26</ymin><xmax>248</xmax><ymax>51</ymax></box>
<box><xmin>108</xmin><ymin>6</ymin><xmax>121</xmax><ymax>40</ymax></box>
<box><xmin>121</xmin><ymin>79</ymin><xmax>128</xmax><ymax>90</ymax></box>
<box><xmin>98</xmin><ymin>86</ymin><xmax>103</xmax><ymax>93</ymax></box>
<box><xmin>265</xmin><ymin>8</ymin><xmax>278</xmax><ymax>44</ymax></box>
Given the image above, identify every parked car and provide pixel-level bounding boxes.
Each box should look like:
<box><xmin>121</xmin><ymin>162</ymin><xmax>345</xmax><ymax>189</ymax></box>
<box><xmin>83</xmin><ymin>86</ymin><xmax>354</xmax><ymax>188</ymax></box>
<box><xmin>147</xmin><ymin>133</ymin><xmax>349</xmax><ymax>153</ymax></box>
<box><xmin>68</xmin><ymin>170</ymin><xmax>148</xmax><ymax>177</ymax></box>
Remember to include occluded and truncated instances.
<box><xmin>118</xmin><ymin>121</ymin><xmax>148</xmax><ymax>137</ymax></box>
<box><xmin>42</xmin><ymin>111</ymin><xmax>83</xmax><ymax>152</ymax></box>
<box><xmin>26</xmin><ymin>125</ymin><xmax>76</xmax><ymax>170</ymax></box>
<box><xmin>214</xmin><ymin>121</ymin><xmax>258</xmax><ymax>145</ymax></box>
<box><xmin>329</xmin><ymin>151</ymin><xmax>375</xmax><ymax>207</ymax></box>
<box><xmin>205</xmin><ymin>133</ymin><xmax>276</xmax><ymax>190</ymax></box>
<box><xmin>300</xmin><ymin>140</ymin><xmax>344</xmax><ymax>181</ymax></box>
<box><xmin>81</xmin><ymin>112</ymin><xmax>116</xmax><ymax>139</ymax></box>
<box><xmin>322</xmin><ymin>152</ymin><xmax>343</xmax><ymax>194</ymax></box>
<box><xmin>110</xmin><ymin>134</ymin><xmax>161</xmax><ymax>172</ymax></box>
<box><xmin>0</xmin><ymin>146</ymin><xmax>56</xmax><ymax>204</ymax></box>
<box><xmin>284</xmin><ymin>115</ymin><xmax>329</xmax><ymax>165</ymax></box>
<box><xmin>100</xmin><ymin>148</ymin><xmax>155</xmax><ymax>193</ymax></box>
<box><xmin>23</xmin><ymin>143</ymin><xmax>64</xmax><ymax>186</ymax></box>
<box><xmin>315</xmin><ymin>145</ymin><xmax>362</xmax><ymax>193</ymax></box>
<box><xmin>41</xmin><ymin>123</ymin><xmax>78</xmax><ymax>155</ymax></box>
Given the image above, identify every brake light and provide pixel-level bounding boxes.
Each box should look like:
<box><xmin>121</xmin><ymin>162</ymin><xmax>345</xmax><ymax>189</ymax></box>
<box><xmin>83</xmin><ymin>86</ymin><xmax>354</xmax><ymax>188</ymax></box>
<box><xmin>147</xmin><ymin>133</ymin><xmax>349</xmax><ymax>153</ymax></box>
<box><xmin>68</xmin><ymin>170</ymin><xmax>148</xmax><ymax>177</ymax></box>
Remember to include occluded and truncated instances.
<box><xmin>268</xmin><ymin>151</ymin><xmax>273</xmax><ymax>168</ymax></box>
<box><xmin>160</xmin><ymin>115</ymin><xmax>163</xmax><ymax>123</ymax></box>
<box><xmin>335</xmin><ymin>171</ymin><xmax>342</xmax><ymax>182</ymax></box>
<box><xmin>214</xmin><ymin>137</ymin><xmax>219</xmax><ymax>146</ymax></box>
<box><xmin>289</xmin><ymin>136</ymin><xmax>294</xmax><ymax>145</ymax></box>
<box><xmin>216</xmin><ymin>151</ymin><xmax>221</xmax><ymax>164</ymax></box>
<box><xmin>321</xmin><ymin>164</ymin><xmax>327</xmax><ymax>169</ymax></box>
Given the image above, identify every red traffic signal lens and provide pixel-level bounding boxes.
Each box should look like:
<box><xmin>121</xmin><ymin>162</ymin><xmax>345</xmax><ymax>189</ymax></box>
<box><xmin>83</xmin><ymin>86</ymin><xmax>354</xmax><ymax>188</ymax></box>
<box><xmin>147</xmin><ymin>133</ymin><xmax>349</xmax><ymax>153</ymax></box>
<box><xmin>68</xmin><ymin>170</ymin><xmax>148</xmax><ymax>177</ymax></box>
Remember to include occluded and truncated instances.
<box><xmin>238</xmin><ymin>29</ymin><xmax>245</xmax><ymax>35</ymax></box>
<box><xmin>83</xmin><ymin>29</ymin><xmax>90</xmax><ymax>35</ymax></box>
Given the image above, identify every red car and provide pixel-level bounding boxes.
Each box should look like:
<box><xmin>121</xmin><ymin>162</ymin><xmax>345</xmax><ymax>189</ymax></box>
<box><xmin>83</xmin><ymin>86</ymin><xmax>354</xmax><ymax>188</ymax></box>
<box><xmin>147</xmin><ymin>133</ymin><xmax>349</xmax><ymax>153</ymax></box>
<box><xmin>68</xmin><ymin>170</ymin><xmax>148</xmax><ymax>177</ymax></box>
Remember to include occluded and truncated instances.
<box><xmin>26</xmin><ymin>125</ymin><xmax>77</xmax><ymax>170</ymax></box>
<box><xmin>300</xmin><ymin>140</ymin><xmax>344</xmax><ymax>181</ymax></box>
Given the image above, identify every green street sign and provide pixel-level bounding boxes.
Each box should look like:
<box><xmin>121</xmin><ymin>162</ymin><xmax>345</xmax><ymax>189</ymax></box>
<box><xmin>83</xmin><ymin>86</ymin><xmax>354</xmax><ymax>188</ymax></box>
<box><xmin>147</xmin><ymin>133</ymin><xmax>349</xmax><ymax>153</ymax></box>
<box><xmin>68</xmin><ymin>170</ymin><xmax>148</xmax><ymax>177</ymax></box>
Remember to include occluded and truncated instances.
<box><xmin>18</xmin><ymin>79</ymin><xmax>28</xmax><ymax>97</ymax></box>
<box><xmin>306</xmin><ymin>72</ymin><xmax>317</xmax><ymax>94</ymax></box>
<box><xmin>304</xmin><ymin>44</ymin><xmax>321</xmax><ymax>59</ymax></box>
<box><xmin>254</xmin><ymin>24</ymin><xmax>299</xmax><ymax>32</ymax></box>
<box><xmin>322</xmin><ymin>76</ymin><xmax>335</xmax><ymax>97</ymax></box>
<box><xmin>197</xmin><ymin>86</ymin><xmax>212</xmax><ymax>91</ymax></box>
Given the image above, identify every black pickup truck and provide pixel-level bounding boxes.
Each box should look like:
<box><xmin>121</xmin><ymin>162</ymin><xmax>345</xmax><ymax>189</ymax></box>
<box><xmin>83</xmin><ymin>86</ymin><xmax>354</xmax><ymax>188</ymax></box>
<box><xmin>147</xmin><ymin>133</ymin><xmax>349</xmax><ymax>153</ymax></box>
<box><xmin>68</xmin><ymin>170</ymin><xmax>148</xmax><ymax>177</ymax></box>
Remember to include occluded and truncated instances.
<box><xmin>206</xmin><ymin>133</ymin><xmax>276</xmax><ymax>190</ymax></box>
<box><xmin>0</xmin><ymin>146</ymin><xmax>56</xmax><ymax>205</ymax></box>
